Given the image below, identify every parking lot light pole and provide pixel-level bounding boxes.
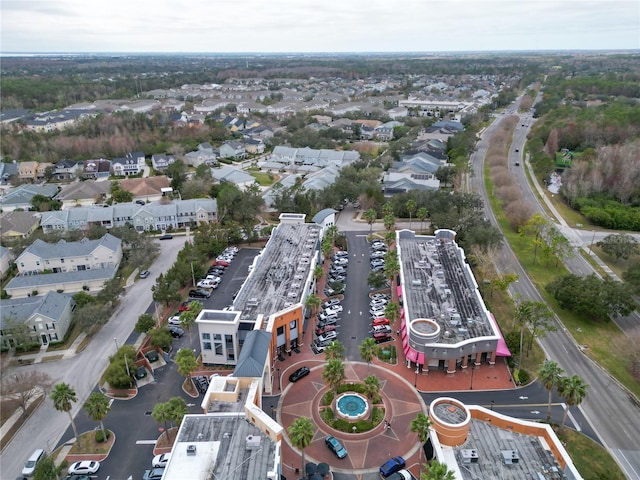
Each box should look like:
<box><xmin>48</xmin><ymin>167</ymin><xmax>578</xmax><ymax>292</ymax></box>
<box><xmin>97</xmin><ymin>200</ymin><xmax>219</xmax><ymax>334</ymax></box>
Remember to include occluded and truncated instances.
<box><xmin>114</xmin><ymin>337</ymin><xmax>119</xmax><ymax>352</ymax></box>
<box><xmin>277</xmin><ymin>368</ymin><xmax>281</xmax><ymax>391</ymax></box>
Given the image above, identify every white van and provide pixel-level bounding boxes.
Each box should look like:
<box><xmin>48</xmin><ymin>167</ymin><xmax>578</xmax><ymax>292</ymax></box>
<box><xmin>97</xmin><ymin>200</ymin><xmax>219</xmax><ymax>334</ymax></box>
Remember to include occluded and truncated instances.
<box><xmin>22</xmin><ymin>448</ymin><xmax>44</xmax><ymax>477</ymax></box>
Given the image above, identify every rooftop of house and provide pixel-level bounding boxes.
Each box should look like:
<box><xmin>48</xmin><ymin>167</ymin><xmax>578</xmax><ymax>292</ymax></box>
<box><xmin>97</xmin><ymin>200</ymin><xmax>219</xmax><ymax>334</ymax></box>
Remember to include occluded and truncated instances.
<box><xmin>22</xmin><ymin>233</ymin><xmax>121</xmax><ymax>260</ymax></box>
<box><xmin>5</xmin><ymin>266</ymin><xmax>117</xmax><ymax>291</ymax></box>
<box><xmin>163</xmin><ymin>414</ymin><xmax>277</xmax><ymax>480</ymax></box>
<box><xmin>397</xmin><ymin>230</ymin><xmax>494</xmax><ymax>343</ymax></box>
<box><xmin>0</xmin><ymin>291</ymin><xmax>74</xmax><ymax>328</ymax></box>
<box><xmin>233</xmin><ymin>221</ymin><xmax>321</xmax><ymax>323</ymax></box>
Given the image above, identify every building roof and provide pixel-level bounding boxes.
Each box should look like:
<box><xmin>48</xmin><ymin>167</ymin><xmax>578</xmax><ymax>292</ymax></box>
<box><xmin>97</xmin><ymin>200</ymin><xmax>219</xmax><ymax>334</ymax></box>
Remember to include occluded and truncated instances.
<box><xmin>311</xmin><ymin>208</ymin><xmax>338</xmax><ymax>225</ymax></box>
<box><xmin>5</xmin><ymin>266</ymin><xmax>117</xmax><ymax>291</ymax></box>
<box><xmin>55</xmin><ymin>180</ymin><xmax>111</xmax><ymax>202</ymax></box>
<box><xmin>0</xmin><ymin>291</ymin><xmax>74</xmax><ymax>329</ymax></box>
<box><xmin>0</xmin><ymin>211</ymin><xmax>41</xmax><ymax>236</ymax></box>
<box><xmin>0</xmin><ymin>184</ymin><xmax>59</xmax><ymax>208</ymax></box>
<box><xmin>119</xmin><ymin>176</ymin><xmax>171</xmax><ymax>197</ymax></box>
<box><xmin>211</xmin><ymin>165</ymin><xmax>256</xmax><ymax>186</ymax></box>
<box><xmin>232</xmin><ymin>330</ymin><xmax>271</xmax><ymax>377</ymax></box>
<box><xmin>164</xmin><ymin>414</ymin><xmax>277</xmax><ymax>480</ymax></box>
<box><xmin>21</xmin><ymin>233</ymin><xmax>121</xmax><ymax>260</ymax></box>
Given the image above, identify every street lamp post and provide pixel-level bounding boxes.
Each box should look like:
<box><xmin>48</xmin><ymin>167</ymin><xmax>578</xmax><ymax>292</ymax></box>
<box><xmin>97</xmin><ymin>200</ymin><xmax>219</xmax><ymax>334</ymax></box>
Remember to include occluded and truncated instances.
<box><xmin>277</xmin><ymin>368</ymin><xmax>281</xmax><ymax>391</ymax></box>
<box><xmin>414</xmin><ymin>367</ymin><xmax>419</xmax><ymax>388</ymax></box>
<box><xmin>490</xmin><ymin>400</ymin><xmax>495</xmax><ymax>411</ymax></box>
<box><xmin>113</xmin><ymin>337</ymin><xmax>119</xmax><ymax>352</ymax></box>
<box><xmin>470</xmin><ymin>364</ymin><xmax>476</xmax><ymax>390</ymax></box>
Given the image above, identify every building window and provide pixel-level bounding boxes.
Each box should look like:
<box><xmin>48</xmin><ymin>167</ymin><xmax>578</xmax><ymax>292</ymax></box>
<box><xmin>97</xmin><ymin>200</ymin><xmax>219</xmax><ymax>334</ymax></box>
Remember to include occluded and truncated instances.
<box><xmin>214</xmin><ymin>334</ymin><xmax>223</xmax><ymax>355</ymax></box>
<box><xmin>46</xmin><ymin>323</ymin><xmax>55</xmax><ymax>330</ymax></box>
<box><xmin>202</xmin><ymin>333</ymin><xmax>210</xmax><ymax>340</ymax></box>
<box><xmin>203</xmin><ymin>342</ymin><xmax>212</xmax><ymax>350</ymax></box>
<box><xmin>289</xmin><ymin>320</ymin><xmax>297</xmax><ymax>330</ymax></box>
<box><xmin>225</xmin><ymin>334</ymin><xmax>234</xmax><ymax>361</ymax></box>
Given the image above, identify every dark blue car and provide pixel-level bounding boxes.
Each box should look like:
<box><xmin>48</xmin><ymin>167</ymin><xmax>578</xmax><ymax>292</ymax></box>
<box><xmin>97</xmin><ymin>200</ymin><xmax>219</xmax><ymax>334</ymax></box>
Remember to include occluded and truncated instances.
<box><xmin>380</xmin><ymin>456</ymin><xmax>406</xmax><ymax>477</ymax></box>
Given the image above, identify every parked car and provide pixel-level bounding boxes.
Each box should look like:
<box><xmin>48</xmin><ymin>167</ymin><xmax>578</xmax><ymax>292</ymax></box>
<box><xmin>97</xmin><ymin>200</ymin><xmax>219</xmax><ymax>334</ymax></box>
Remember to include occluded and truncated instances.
<box><xmin>322</xmin><ymin>298</ymin><xmax>341</xmax><ymax>309</ymax></box>
<box><xmin>317</xmin><ymin>331</ymin><xmax>337</xmax><ymax>343</ymax></box>
<box><xmin>370</xmin><ymin>308</ymin><xmax>386</xmax><ymax>317</ymax></box>
<box><xmin>289</xmin><ymin>366</ymin><xmax>310</xmax><ymax>383</ymax></box>
<box><xmin>370</xmin><ymin>299</ymin><xmax>388</xmax><ymax>307</ymax></box>
<box><xmin>168</xmin><ymin>315</ymin><xmax>182</xmax><ymax>326</ymax></box>
<box><xmin>325</xmin><ymin>435</ymin><xmax>348</xmax><ymax>459</ymax></box>
<box><xmin>317</xmin><ymin>317</ymin><xmax>338</xmax><ymax>328</ymax></box>
<box><xmin>159</xmin><ymin>234</ymin><xmax>173</xmax><ymax>240</ymax></box>
<box><xmin>370</xmin><ymin>251</ymin><xmax>386</xmax><ymax>259</ymax></box>
<box><xmin>189</xmin><ymin>289</ymin><xmax>211</xmax><ymax>298</ymax></box>
<box><xmin>135</xmin><ymin>199</ymin><xmax>146</xmax><ymax>205</ymax></box>
<box><xmin>333</xmin><ymin>258</ymin><xmax>348</xmax><ymax>266</ymax></box>
<box><xmin>139</xmin><ymin>270</ymin><xmax>150</xmax><ymax>279</ymax></box>
<box><xmin>371</xmin><ymin>325</ymin><xmax>392</xmax><ymax>334</ymax></box>
<box><xmin>22</xmin><ymin>449</ymin><xmax>44</xmax><ymax>477</ymax></box>
<box><xmin>142</xmin><ymin>467</ymin><xmax>166</xmax><ymax>480</ymax></box>
<box><xmin>386</xmin><ymin>470</ymin><xmax>416</xmax><ymax>480</ymax></box>
<box><xmin>380</xmin><ymin>456</ymin><xmax>406</xmax><ymax>477</ymax></box>
<box><xmin>371</xmin><ymin>259</ymin><xmax>385</xmax><ymax>267</ymax></box>
<box><xmin>68</xmin><ymin>461</ymin><xmax>100</xmax><ymax>475</ymax></box>
<box><xmin>371</xmin><ymin>265</ymin><xmax>385</xmax><ymax>273</ymax></box>
<box><xmin>324</xmin><ymin>304</ymin><xmax>343</xmax><ymax>315</ymax></box>
<box><xmin>168</xmin><ymin>326</ymin><xmax>185</xmax><ymax>338</ymax></box>
<box><xmin>135</xmin><ymin>366</ymin><xmax>148</xmax><ymax>380</ymax></box>
<box><xmin>374</xmin><ymin>334</ymin><xmax>393</xmax><ymax>344</ymax></box>
<box><xmin>332</xmin><ymin>251</ymin><xmax>349</xmax><ymax>259</ymax></box>
<box><xmin>315</xmin><ymin>324</ymin><xmax>337</xmax><ymax>336</ymax></box>
<box><xmin>179</xmin><ymin>301</ymin><xmax>192</xmax><ymax>312</ymax></box>
<box><xmin>197</xmin><ymin>279</ymin><xmax>219</xmax><ymax>289</ymax></box>
<box><xmin>372</xmin><ymin>317</ymin><xmax>390</xmax><ymax>326</ymax></box>
<box><xmin>152</xmin><ymin>453</ymin><xmax>171</xmax><ymax>468</ymax></box>
<box><xmin>328</xmin><ymin>275</ymin><xmax>346</xmax><ymax>283</ymax></box>
<box><xmin>213</xmin><ymin>259</ymin><xmax>230</xmax><ymax>267</ymax></box>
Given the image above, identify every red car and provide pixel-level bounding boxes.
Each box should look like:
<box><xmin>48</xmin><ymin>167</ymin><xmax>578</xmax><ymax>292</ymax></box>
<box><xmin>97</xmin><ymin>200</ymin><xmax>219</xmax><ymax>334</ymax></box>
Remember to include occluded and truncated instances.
<box><xmin>213</xmin><ymin>259</ymin><xmax>230</xmax><ymax>267</ymax></box>
<box><xmin>371</xmin><ymin>317</ymin><xmax>390</xmax><ymax>326</ymax></box>
<box><xmin>316</xmin><ymin>324</ymin><xmax>337</xmax><ymax>336</ymax></box>
<box><xmin>178</xmin><ymin>301</ymin><xmax>191</xmax><ymax>312</ymax></box>
<box><xmin>373</xmin><ymin>334</ymin><xmax>392</xmax><ymax>344</ymax></box>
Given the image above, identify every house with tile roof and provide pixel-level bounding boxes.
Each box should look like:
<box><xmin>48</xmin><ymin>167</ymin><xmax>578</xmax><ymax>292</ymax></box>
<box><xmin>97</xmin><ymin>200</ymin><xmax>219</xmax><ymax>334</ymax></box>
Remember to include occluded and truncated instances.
<box><xmin>0</xmin><ymin>291</ymin><xmax>75</xmax><ymax>348</ymax></box>
<box><xmin>0</xmin><ymin>211</ymin><xmax>41</xmax><ymax>239</ymax></box>
<box><xmin>119</xmin><ymin>176</ymin><xmax>171</xmax><ymax>202</ymax></box>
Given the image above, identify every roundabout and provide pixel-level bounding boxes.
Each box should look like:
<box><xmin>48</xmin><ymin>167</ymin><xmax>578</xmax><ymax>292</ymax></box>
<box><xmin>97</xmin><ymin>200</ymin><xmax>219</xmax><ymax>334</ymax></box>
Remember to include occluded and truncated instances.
<box><xmin>279</xmin><ymin>361</ymin><xmax>425</xmax><ymax>474</ymax></box>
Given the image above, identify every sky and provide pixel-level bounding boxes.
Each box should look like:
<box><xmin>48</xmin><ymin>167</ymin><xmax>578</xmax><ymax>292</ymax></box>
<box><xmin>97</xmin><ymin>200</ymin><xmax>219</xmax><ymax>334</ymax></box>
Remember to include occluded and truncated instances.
<box><xmin>1</xmin><ymin>0</ymin><xmax>638</xmax><ymax>53</ymax></box>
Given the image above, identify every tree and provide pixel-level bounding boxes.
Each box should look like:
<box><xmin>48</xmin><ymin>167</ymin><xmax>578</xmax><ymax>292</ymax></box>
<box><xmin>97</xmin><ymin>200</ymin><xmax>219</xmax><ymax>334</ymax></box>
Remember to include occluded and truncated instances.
<box><xmin>33</xmin><ymin>453</ymin><xmax>64</xmax><ymax>480</ymax></box>
<box><xmin>324</xmin><ymin>340</ymin><xmax>345</xmax><ymax>360</ymax></box>
<box><xmin>51</xmin><ymin>383</ymin><xmax>80</xmax><ymax>446</ymax></box>
<box><xmin>364</xmin><ymin>208</ymin><xmax>377</xmax><ymax>232</ymax></box>
<box><xmin>421</xmin><ymin>459</ymin><xmax>456</xmax><ymax>480</ymax></box>
<box><xmin>110</xmin><ymin>181</ymin><xmax>133</xmax><ymax>203</ymax></box>
<box><xmin>166</xmin><ymin>397</ymin><xmax>188</xmax><ymax>437</ymax></box>
<box><xmin>382</xmin><ymin>202</ymin><xmax>394</xmax><ymax>217</ymax></box>
<box><xmin>152</xmin><ymin>401</ymin><xmax>173</xmax><ymax>439</ymax></box>
<box><xmin>166</xmin><ymin>159</ymin><xmax>187</xmax><ymax>191</ymax></box>
<box><xmin>435</xmin><ymin>165</ymin><xmax>456</xmax><ymax>188</ymax></box>
<box><xmin>175</xmin><ymin>348</ymin><xmax>198</xmax><ymax>390</ymax></box>
<box><xmin>417</xmin><ymin>207</ymin><xmax>429</xmax><ymax>233</ymax></box>
<box><xmin>359</xmin><ymin>337</ymin><xmax>378</xmax><ymax>371</ymax></box>
<box><xmin>385</xmin><ymin>302</ymin><xmax>401</xmax><ymax>326</ymax></box>
<box><xmin>305</xmin><ymin>294</ymin><xmax>321</xmax><ymax>325</ymax></box>
<box><xmin>538</xmin><ymin>360</ymin><xmax>564</xmax><ymax>422</ymax></box>
<box><xmin>597</xmin><ymin>233</ymin><xmax>640</xmax><ymax>261</ymax></box>
<box><xmin>84</xmin><ymin>392</ymin><xmax>111</xmax><ymax>441</ymax></box>
<box><xmin>363</xmin><ymin>374</ymin><xmax>381</xmax><ymax>405</ymax></box>
<box><xmin>313</xmin><ymin>265</ymin><xmax>324</xmax><ymax>282</ymax></box>
<box><xmin>105</xmin><ymin>345</ymin><xmax>136</xmax><ymax>389</ymax></box>
<box><xmin>623</xmin><ymin>263</ymin><xmax>640</xmax><ymax>295</ymax></box>
<box><xmin>322</xmin><ymin>358</ymin><xmax>346</xmax><ymax>395</ymax></box>
<box><xmin>411</xmin><ymin>412</ymin><xmax>433</xmax><ymax>480</ymax></box>
<box><xmin>134</xmin><ymin>313</ymin><xmax>156</xmax><ymax>334</ymax></box>
<box><xmin>149</xmin><ymin>327</ymin><xmax>173</xmax><ymax>351</ymax></box>
<box><xmin>368</xmin><ymin>271</ymin><xmax>387</xmax><ymax>289</ymax></box>
<box><xmin>519</xmin><ymin>213</ymin><xmax>549</xmax><ymax>265</ymax></box>
<box><xmin>383</xmin><ymin>214</ymin><xmax>396</xmax><ymax>231</ymax></box>
<box><xmin>179</xmin><ymin>309</ymin><xmax>198</xmax><ymax>346</ymax></box>
<box><xmin>514</xmin><ymin>299</ymin><xmax>556</xmax><ymax>365</ymax></box>
<box><xmin>2</xmin><ymin>371</ymin><xmax>53</xmax><ymax>415</ymax></box>
<box><xmin>288</xmin><ymin>416</ymin><xmax>315</xmax><ymax>475</ymax></box>
<box><xmin>557</xmin><ymin>375</ymin><xmax>588</xmax><ymax>429</ymax></box>
<box><xmin>152</xmin><ymin>273</ymin><xmax>182</xmax><ymax>307</ymax></box>
<box><xmin>406</xmin><ymin>199</ymin><xmax>417</xmax><ymax>229</ymax></box>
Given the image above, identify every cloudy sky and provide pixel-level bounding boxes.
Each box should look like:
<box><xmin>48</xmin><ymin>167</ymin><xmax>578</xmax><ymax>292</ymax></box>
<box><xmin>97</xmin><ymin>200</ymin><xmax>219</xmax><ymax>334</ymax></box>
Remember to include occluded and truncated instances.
<box><xmin>1</xmin><ymin>0</ymin><xmax>638</xmax><ymax>53</ymax></box>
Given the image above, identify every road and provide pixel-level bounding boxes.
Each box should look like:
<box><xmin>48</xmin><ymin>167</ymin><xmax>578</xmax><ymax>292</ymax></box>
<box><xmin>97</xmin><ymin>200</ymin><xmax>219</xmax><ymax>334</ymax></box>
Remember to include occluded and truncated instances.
<box><xmin>0</xmin><ymin>236</ymin><xmax>186</xmax><ymax>479</ymax></box>
<box><xmin>471</xmin><ymin>101</ymin><xmax>640</xmax><ymax>479</ymax></box>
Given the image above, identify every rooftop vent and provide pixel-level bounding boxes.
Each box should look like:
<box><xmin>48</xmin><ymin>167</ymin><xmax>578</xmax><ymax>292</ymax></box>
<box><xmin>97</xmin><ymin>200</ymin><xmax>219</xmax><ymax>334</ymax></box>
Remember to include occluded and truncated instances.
<box><xmin>501</xmin><ymin>450</ymin><xmax>519</xmax><ymax>465</ymax></box>
<box><xmin>246</xmin><ymin>298</ymin><xmax>259</xmax><ymax>307</ymax></box>
<box><xmin>186</xmin><ymin>444</ymin><xmax>197</xmax><ymax>456</ymax></box>
<box><xmin>246</xmin><ymin>435</ymin><xmax>261</xmax><ymax>449</ymax></box>
<box><xmin>460</xmin><ymin>449</ymin><xmax>479</xmax><ymax>464</ymax></box>
<box><xmin>411</xmin><ymin>279</ymin><xmax>422</xmax><ymax>286</ymax></box>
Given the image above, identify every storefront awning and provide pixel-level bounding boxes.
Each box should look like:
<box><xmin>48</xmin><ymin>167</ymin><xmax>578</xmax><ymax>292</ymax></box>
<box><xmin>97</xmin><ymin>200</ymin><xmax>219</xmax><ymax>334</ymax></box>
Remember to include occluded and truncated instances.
<box><xmin>406</xmin><ymin>348</ymin><xmax>418</xmax><ymax>363</ymax></box>
<box><xmin>417</xmin><ymin>352</ymin><xmax>425</xmax><ymax>365</ymax></box>
<box><xmin>397</xmin><ymin>285</ymin><xmax>403</xmax><ymax>298</ymax></box>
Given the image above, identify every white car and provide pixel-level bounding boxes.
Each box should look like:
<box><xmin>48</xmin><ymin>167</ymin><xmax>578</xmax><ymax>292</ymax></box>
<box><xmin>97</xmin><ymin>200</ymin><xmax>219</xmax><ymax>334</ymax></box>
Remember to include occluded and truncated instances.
<box><xmin>168</xmin><ymin>315</ymin><xmax>182</xmax><ymax>326</ymax></box>
<box><xmin>318</xmin><ymin>311</ymin><xmax>339</xmax><ymax>322</ymax></box>
<box><xmin>197</xmin><ymin>279</ymin><xmax>218</xmax><ymax>289</ymax></box>
<box><xmin>370</xmin><ymin>300</ymin><xmax>388</xmax><ymax>309</ymax></box>
<box><xmin>323</xmin><ymin>298</ymin><xmax>341</xmax><ymax>309</ymax></box>
<box><xmin>370</xmin><ymin>308</ymin><xmax>386</xmax><ymax>317</ymax></box>
<box><xmin>68</xmin><ymin>461</ymin><xmax>100</xmax><ymax>475</ymax></box>
<box><xmin>152</xmin><ymin>453</ymin><xmax>171</xmax><ymax>468</ymax></box>
<box><xmin>317</xmin><ymin>331</ymin><xmax>337</xmax><ymax>343</ymax></box>
<box><xmin>324</xmin><ymin>305</ymin><xmax>343</xmax><ymax>315</ymax></box>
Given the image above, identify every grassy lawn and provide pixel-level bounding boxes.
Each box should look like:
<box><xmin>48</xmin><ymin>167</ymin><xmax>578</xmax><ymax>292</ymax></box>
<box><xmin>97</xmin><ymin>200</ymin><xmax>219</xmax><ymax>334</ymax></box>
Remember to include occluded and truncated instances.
<box><xmin>556</xmin><ymin>427</ymin><xmax>627</xmax><ymax>480</ymax></box>
<box><xmin>68</xmin><ymin>430</ymin><xmax>114</xmax><ymax>455</ymax></box>
<box><xmin>250</xmin><ymin>172</ymin><xmax>278</xmax><ymax>186</ymax></box>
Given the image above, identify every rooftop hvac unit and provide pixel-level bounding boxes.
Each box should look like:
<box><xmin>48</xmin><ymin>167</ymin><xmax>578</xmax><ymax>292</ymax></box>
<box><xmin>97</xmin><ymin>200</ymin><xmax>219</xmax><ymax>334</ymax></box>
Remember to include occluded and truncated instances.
<box><xmin>246</xmin><ymin>298</ymin><xmax>259</xmax><ymax>307</ymax></box>
<box><xmin>246</xmin><ymin>435</ymin><xmax>261</xmax><ymax>449</ymax></box>
<box><xmin>501</xmin><ymin>449</ymin><xmax>519</xmax><ymax>465</ymax></box>
<box><xmin>460</xmin><ymin>449</ymin><xmax>479</xmax><ymax>464</ymax></box>
<box><xmin>411</xmin><ymin>279</ymin><xmax>422</xmax><ymax>286</ymax></box>
<box><xmin>186</xmin><ymin>444</ymin><xmax>197</xmax><ymax>456</ymax></box>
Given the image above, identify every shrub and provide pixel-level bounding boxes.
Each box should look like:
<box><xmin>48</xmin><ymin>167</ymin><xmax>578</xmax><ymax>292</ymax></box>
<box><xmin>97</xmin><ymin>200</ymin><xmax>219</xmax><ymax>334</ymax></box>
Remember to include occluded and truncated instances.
<box><xmin>320</xmin><ymin>408</ymin><xmax>334</xmax><ymax>424</ymax></box>
<box><xmin>513</xmin><ymin>368</ymin><xmax>530</xmax><ymax>385</ymax></box>
<box><xmin>95</xmin><ymin>429</ymin><xmax>111</xmax><ymax>443</ymax></box>
<box><xmin>321</xmin><ymin>391</ymin><xmax>334</xmax><ymax>406</ymax></box>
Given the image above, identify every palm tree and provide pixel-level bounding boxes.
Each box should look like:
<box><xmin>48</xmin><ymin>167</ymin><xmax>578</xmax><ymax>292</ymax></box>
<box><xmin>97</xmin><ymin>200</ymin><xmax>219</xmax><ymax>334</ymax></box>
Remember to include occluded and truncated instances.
<box><xmin>152</xmin><ymin>401</ymin><xmax>173</xmax><ymax>439</ymax></box>
<box><xmin>384</xmin><ymin>230</ymin><xmax>396</xmax><ymax>247</ymax></box>
<box><xmin>288</xmin><ymin>417</ymin><xmax>315</xmax><ymax>475</ymax></box>
<box><xmin>384</xmin><ymin>256</ymin><xmax>401</xmax><ymax>288</ymax></box>
<box><xmin>84</xmin><ymin>392</ymin><xmax>111</xmax><ymax>441</ymax></box>
<box><xmin>417</xmin><ymin>207</ymin><xmax>428</xmax><ymax>233</ymax></box>
<box><xmin>359</xmin><ymin>337</ymin><xmax>378</xmax><ymax>371</ymax></box>
<box><xmin>421</xmin><ymin>459</ymin><xmax>456</xmax><ymax>480</ymax></box>
<box><xmin>167</xmin><ymin>397</ymin><xmax>188</xmax><ymax>439</ymax></box>
<box><xmin>313</xmin><ymin>265</ymin><xmax>324</xmax><ymax>282</ymax></box>
<box><xmin>385</xmin><ymin>302</ymin><xmax>401</xmax><ymax>326</ymax></box>
<box><xmin>383</xmin><ymin>214</ymin><xmax>396</xmax><ymax>231</ymax></box>
<box><xmin>364</xmin><ymin>209</ymin><xmax>377</xmax><ymax>233</ymax></box>
<box><xmin>538</xmin><ymin>360</ymin><xmax>564</xmax><ymax>422</ymax></box>
<box><xmin>175</xmin><ymin>348</ymin><xmax>198</xmax><ymax>392</ymax></box>
<box><xmin>322</xmin><ymin>358</ymin><xmax>346</xmax><ymax>396</ymax></box>
<box><xmin>513</xmin><ymin>298</ymin><xmax>532</xmax><ymax>369</ymax></box>
<box><xmin>557</xmin><ymin>374</ymin><xmax>588</xmax><ymax>429</ymax></box>
<box><xmin>51</xmin><ymin>383</ymin><xmax>80</xmax><ymax>447</ymax></box>
<box><xmin>411</xmin><ymin>412</ymin><xmax>433</xmax><ymax>479</ymax></box>
<box><xmin>305</xmin><ymin>293</ymin><xmax>321</xmax><ymax>317</ymax></box>
<box><xmin>382</xmin><ymin>202</ymin><xmax>394</xmax><ymax>217</ymax></box>
<box><xmin>363</xmin><ymin>375</ymin><xmax>381</xmax><ymax>405</ymax></box>
<box><xmin>326</xmin><ymin>225</ymin><xmax>338</xmax><ymax>245</ymax></box>
<box><xmin>179</xmin><ymin>310</ymin><xmax>197</xmax><ymax>346</ymax></box>
<box><xmin>406</xmin><ymin>199</ymin><xmax>417</xmax><ymax>230</ymax></box>
<box><xmin>324</xmin><ymin>340</ymin><xmax>345</xmax><ymax>360</ymax></box>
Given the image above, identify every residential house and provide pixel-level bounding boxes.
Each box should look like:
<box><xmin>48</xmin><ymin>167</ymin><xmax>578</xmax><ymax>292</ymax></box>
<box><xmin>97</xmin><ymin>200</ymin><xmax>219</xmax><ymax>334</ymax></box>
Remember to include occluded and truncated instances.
<box><xmin>111</xmin><ymin>151</ymin><xmax>145</xmax><ymax>176</ymax></box>
<box><xmin>40</xmin><ymin>198</ymin><xmax>217</xmax><ymax>233</ymax></box>
<box><xmin>243</xmin><ymin>138</ymin><xmax>265</xmax><ymax>155</ymax></box>
<box><xmin>6</xmin><ymin>233</ymin><xmax>122</xmax><ymax>298</ymax></box>
<box><xmin>151</xmin><ymin>154</ymin><xmax>175</xmax><ymax>171</ymax></box>
<box><xmin>119</xmin><ymin>176</ymin><xmax>171</xmax><ymax>202</ymax></box>
<box><xmin>0</xmin><ymin>162</ymin><xmax>18</xmax><ymax>184</ymax></box>
<box><xmin>0</xmin><ymin>245</ymin><xmax>14</xmax><ymax>279</ymax></box>
<box><xmin>17</xmin><ymin>161</ymin><xmax>38</xmax><ymax>181</ymax></box>
<box><xmin>374</xmin><ymin>121</ymin><xmax>403</xmax><ymax>141</ymax></box>
<box><xmin>219</xmin><ymin>141</ymin><xmax>247</xmax><ymax>160</ymax></box>
<box><xmin>382</xmin><ymin>171</ymin><xmax>440</xmax><ymax>195</ymax></box>
<box><xmin>0</xmin><ymin>291</ymin><xmax>75</xmax><ymax>348</ymax></box>
<box><xmin>53</xmin><ymin>159</ymin><xmax>81</xmax><ymax>181</ymax></box>
<box><xmin>210</xmin><ymin>165</ymin><xmax>256</xmax><ymax>191</ymax></box>
<box><xmin>55</xmin><ymin>181</ymin><xmax>111</xmax><ymax>209</ymax></box>
<box><xmin>82</xmin><ymin>159</ymin><xmax>111</xmax><ymax>179</ymax></box>
<box><xmin>0</xmin><ymin>184</ymin><xmax>59</xmax><ymax>212</ymax></box>
<box><xmin>0</xmin><ymin>211</ymin><xmax>41</xmax><ymax>239</ymax></box>
<box><xmin>184</xmin><ymin>143</ymin><xmax>217</xmax><ymax>168</ymax></box>
<box><xmin>269</xmin><ymin>146</ymin><xmax>359</xmax><ymax>171</ymax></box>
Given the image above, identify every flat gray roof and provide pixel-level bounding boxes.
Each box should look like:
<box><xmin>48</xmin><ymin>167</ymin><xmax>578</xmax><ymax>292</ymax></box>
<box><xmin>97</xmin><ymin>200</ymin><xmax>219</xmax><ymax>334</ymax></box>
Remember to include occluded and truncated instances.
<box><xmin>163</xmin><ymin>414</ymin><xmax>276</xmax><ymax>480</ymax></box>
<box><xmin>234</xmin><ymin>222</ymin><xmax>321</xmax><ymax>322</ymax></box>
<box><xmin>397</xmin><ymin>230</ymin><xmax>494</xmax><ymax>343</ymax></box>
<box><xmin>453</xmin><ymin>418</ymin><xmax>569</xmax><ymax>479</ymax></box>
